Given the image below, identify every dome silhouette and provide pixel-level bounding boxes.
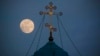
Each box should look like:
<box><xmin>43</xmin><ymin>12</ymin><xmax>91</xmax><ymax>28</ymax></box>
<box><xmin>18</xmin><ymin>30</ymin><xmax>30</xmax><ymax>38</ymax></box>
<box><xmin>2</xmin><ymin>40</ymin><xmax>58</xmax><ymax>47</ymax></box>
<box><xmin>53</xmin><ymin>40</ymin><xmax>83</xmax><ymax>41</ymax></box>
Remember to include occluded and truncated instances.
<box><xmin>33</xmin><ymin>41</ymin><xmax>68</xmax><ymax>56</ymax></box>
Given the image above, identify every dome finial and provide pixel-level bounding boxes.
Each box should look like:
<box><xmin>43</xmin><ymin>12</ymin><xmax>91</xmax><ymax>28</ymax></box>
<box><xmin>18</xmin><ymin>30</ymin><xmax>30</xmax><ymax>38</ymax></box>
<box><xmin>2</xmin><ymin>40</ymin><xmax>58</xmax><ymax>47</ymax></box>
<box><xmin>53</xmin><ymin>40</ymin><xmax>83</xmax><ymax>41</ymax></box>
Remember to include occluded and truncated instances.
<box><xmin>49</xmin><ymin>31</ymin><xmax>53</xmax><ymax>41</ymax></box>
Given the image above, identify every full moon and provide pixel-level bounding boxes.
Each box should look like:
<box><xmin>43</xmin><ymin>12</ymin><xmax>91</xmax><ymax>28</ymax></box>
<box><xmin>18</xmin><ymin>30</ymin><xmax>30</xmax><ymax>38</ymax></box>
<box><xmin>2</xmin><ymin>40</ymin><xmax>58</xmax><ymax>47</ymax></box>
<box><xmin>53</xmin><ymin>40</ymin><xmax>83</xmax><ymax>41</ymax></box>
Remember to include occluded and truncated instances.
<box><xmin>20</xmin><ymin>19</ymin><xmax>35</xmax><ymax>33</ymax></box>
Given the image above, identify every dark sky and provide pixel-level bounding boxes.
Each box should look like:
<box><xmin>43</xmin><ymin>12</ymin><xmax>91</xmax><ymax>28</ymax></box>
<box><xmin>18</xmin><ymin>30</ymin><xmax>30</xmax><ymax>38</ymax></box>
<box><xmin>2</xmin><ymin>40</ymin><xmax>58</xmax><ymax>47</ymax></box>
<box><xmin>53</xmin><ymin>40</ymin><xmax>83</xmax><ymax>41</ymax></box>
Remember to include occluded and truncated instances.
<box><xmin>0</xmin><ymin>0</ymin><xmax>100</xmax><ymax>56</ymax></box>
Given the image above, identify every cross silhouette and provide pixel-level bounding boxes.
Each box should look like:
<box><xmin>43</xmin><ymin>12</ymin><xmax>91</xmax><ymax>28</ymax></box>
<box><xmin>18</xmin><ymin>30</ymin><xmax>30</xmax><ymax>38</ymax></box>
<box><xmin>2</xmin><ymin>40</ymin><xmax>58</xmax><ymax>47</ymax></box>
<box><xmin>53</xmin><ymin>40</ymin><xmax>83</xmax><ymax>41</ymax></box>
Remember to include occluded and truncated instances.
<box><xmin>39</xmin><ymin>2</ymin><xmax>63</xmax><ymax>32</ymax></box>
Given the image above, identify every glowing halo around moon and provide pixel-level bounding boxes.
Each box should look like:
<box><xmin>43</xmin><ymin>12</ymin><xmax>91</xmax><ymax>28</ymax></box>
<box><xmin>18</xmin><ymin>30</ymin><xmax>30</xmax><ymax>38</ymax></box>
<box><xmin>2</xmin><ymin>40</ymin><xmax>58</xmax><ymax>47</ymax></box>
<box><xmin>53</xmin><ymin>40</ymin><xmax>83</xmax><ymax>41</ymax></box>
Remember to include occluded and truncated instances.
<box><xmin>20</xmin><ymin>19</ymin><xmax>35</xmax><ymax>34</ymax></box>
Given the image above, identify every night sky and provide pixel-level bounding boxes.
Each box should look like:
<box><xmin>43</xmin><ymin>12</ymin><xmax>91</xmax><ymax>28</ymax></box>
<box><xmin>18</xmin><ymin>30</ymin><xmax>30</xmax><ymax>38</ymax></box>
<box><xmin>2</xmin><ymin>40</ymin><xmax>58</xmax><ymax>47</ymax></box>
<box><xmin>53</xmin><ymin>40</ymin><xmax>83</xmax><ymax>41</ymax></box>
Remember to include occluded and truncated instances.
<box><xmin>0</xmin><ymin>0</ymin><xmax>100</xmax><ymax>56</ymax></box>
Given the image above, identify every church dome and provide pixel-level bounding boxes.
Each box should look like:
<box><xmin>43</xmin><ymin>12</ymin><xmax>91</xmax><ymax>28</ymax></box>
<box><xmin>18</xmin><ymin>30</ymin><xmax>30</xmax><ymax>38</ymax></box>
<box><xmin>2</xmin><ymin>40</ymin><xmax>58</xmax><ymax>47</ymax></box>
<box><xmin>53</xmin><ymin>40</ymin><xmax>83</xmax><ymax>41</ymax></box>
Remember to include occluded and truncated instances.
<box><xmin>33</xmin><ymin>41</ymin><xmax>68</xmax><ymax>56</ymax></box>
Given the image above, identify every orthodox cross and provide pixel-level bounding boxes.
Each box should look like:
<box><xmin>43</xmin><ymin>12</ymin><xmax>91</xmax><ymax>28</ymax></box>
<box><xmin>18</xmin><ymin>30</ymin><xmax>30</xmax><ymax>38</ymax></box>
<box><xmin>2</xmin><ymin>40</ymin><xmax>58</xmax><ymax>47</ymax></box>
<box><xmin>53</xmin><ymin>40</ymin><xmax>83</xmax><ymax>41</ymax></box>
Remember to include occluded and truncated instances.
<box><xmin>39</xmin><ymin>2</ymin><xmax>62</xmax><ymax>41</ymax></box>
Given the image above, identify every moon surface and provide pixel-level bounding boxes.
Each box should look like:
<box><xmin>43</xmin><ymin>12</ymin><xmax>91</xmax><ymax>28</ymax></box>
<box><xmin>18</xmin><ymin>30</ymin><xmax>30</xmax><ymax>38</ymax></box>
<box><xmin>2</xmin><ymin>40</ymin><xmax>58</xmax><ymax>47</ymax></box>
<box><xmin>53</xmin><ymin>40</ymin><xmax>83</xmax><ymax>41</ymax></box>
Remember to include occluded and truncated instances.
<box><xmin>20</xmin><ymin>19</ymin><xmax>35</xmax><ymax>33</ymax></box>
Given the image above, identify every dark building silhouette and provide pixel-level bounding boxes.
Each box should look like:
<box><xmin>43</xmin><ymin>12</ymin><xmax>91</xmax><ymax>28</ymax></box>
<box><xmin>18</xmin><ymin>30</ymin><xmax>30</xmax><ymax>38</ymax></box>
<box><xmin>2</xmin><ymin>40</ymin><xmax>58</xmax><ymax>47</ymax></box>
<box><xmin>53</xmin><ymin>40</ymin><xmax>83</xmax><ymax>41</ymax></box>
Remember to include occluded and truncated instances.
<box><xmin>33</xmin><ymin>32</ymin><xmax>69</xmax><ymax>56</ymax></box>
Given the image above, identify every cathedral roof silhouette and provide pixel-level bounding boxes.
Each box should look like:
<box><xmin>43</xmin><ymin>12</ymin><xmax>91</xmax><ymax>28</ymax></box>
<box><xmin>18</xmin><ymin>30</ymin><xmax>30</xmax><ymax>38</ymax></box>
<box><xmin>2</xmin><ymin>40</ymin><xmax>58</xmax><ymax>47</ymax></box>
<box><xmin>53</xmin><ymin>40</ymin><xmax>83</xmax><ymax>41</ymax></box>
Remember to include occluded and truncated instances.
<box><xmin>33</xmin><ymin>41</ymin><xmax>68</xmax><ymax>56</ymax></box>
